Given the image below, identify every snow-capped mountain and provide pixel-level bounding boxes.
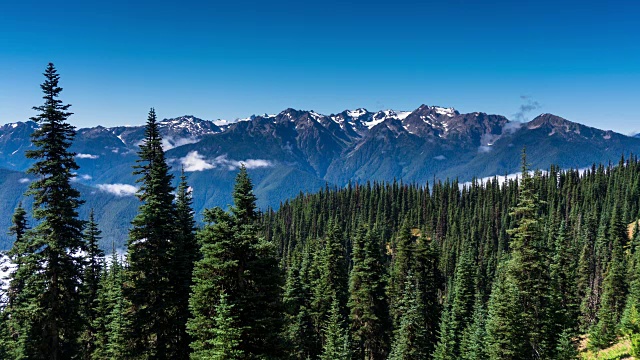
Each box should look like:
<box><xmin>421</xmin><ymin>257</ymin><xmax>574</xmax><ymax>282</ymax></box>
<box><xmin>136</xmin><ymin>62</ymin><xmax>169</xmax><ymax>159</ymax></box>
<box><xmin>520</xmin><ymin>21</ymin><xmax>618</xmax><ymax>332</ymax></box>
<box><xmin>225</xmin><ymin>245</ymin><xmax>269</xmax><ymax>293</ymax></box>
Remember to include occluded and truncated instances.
<box><xmin>1</xmin><ymin>104</ymin><xmax>639</xmax><ymax>248</ymax></box>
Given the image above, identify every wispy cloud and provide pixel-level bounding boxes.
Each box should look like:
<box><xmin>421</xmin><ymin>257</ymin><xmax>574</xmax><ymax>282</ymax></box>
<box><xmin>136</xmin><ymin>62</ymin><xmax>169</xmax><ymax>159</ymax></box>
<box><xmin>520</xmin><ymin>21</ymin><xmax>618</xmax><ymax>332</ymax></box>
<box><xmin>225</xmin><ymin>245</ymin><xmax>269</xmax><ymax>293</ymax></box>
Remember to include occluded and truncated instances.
<box><xmin>18</xmin><ymin>178</ymin><xmax>30</xmax><ymax>184</ymax></box>
<box><xmin>513</xmin><ymin>95</ymin><xmax>541</xmax><ymax>122</ymax></box>
<box><xmin>96</xmin><ymin>183</ymin><xmax>137</xmax><ymax>197</ymax></box>
<box><xmin>180</xmin><ymin>151</ymin><xmax>273</xmax><ymax>172</ymax></box>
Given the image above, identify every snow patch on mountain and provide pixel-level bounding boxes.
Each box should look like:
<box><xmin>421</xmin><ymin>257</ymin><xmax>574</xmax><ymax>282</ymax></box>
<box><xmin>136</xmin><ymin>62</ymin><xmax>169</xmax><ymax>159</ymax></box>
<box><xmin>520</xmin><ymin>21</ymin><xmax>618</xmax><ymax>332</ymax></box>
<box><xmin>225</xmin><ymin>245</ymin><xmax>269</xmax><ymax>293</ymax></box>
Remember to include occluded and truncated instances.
<box><xmin>433</xmin><ymin>107</ymin><xmax>456</xmax><ymax>117</ymax></box>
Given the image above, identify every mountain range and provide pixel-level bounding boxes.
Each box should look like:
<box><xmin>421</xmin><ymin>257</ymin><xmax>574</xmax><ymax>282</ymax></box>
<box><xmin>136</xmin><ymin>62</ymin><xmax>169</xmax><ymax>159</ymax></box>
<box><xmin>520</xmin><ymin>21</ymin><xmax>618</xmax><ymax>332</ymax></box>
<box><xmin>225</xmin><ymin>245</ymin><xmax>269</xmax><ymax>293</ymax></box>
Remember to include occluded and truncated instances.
<box><xmin>1</xmin><ymin>104</ymin><xmax>639</xmax><ymax>248</ymax></box>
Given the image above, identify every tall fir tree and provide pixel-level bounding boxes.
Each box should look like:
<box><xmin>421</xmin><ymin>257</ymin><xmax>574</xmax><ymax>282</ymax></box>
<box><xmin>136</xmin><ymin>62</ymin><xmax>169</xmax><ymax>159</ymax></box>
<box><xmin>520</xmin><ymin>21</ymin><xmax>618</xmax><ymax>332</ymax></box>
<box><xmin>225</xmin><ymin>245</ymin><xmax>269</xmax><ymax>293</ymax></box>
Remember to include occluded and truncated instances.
<box><xmin>348</xmin><ymin>225</ymin><xmax>390</xmax><ymax>360</ymax></box>
<box><xmin>188</xmin><ymin>165</ymin><xmax>285</xmax><ymax>359</ymax></box>
<box><xmin>388</xmin><ymin>273</ymin><xmax>430</xmax><ymax>360</ymax></box>
<box><xmin>7</xmin><ymin>63</ymin><xmax>87</xmax><ymax>360</ymax></box>
<box><xmin>205</xmin><ymin>292</ymin><xmax>243</xmax><ymax>360</ymax></box>
<box><xmin>589</xmin><ymin>206</ymin><xmax>628</xmax><ymax>350</ymax></box>
<box><xmin>504</xmin><ymin>149</ymin><xmax>554</xmax><ymax>358</ymax></box>
<box><xmin>319</xmin><ymin>298</ymin><xmax>352</xmax><ymax>360</ymax></box>
<box><xmin>312</xmin><ymin>220</ymin><xmax>349</xmax><ymax>344</ymax></box>
<box><xmin>3</xmin><ymin>202</ymin><xmax>30</xmax><ymax>359</ymax></box>
<box><xmin>123</xmin><ymin>108</ymin><xmax>179</xmax><ymax>359</ymax></box>
<box><xmin>173</xmin><ymin>168</ymin><xmax>198</xmax><ymax>359</ymax></box>
<box><xmin>81</xmin><ymin>209</ymin><xmax>104</xmax><ymax>360</ymax></box>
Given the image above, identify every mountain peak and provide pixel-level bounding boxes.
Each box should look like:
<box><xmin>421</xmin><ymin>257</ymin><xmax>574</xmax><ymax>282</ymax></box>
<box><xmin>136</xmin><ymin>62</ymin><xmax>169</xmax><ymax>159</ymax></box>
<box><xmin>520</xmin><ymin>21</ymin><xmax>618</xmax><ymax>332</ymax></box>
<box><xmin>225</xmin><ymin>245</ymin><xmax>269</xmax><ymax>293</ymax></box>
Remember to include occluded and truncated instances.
<box><xmin>527</xmin><ymin>113</ymin><xmax>574</xmax><ymax>130</ymax></box>
<box><xmin>416</xmin><ymin>104</ymin><xmax>459</xmax><ymax>117</ymax></box>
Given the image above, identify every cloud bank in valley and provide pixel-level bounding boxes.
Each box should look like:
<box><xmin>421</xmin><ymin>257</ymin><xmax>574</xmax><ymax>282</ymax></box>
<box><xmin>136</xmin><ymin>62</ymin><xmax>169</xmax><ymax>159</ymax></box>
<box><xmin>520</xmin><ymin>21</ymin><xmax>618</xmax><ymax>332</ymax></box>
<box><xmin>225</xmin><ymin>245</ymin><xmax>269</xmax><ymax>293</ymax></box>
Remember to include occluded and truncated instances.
<box><xmin>97</xmin><ymin>183</ymin><xmax>138</xmax><ymax>197</ymax></box>
<box><xmin>180</xmin><ymin>151</ymin><xmax>273</xmax><ymax>172</ymax></box>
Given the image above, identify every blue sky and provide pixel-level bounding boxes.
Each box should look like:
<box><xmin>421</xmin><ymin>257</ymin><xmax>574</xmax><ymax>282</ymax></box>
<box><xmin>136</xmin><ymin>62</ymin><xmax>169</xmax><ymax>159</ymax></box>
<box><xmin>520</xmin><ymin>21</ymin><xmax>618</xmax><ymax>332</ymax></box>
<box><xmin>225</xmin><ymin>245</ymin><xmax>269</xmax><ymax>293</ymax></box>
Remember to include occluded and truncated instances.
<box><xmin>1</xmin><ymin>0</ymin><xmax>638</xmax><ymax>133</ymax></box>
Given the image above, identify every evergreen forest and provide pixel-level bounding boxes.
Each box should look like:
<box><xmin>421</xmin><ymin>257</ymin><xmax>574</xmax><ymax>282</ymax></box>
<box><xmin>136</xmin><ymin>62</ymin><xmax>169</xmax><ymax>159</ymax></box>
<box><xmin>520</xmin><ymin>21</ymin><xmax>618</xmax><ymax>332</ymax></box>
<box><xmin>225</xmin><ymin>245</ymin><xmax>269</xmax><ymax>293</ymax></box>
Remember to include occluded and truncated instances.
<box><xmin>3</xmin><ymin>64</ymin><xmax>640</xmax><ymax>359</ymax></box>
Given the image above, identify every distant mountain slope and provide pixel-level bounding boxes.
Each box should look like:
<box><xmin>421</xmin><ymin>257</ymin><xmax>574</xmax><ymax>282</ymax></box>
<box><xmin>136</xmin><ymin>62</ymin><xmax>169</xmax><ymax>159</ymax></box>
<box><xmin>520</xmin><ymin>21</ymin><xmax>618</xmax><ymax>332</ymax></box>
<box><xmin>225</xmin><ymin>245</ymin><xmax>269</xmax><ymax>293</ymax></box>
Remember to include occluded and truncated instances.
<box><xmin>1</xmin><ymin>105</ymin><xmax>639</xmax><ymax>249</ymax></box>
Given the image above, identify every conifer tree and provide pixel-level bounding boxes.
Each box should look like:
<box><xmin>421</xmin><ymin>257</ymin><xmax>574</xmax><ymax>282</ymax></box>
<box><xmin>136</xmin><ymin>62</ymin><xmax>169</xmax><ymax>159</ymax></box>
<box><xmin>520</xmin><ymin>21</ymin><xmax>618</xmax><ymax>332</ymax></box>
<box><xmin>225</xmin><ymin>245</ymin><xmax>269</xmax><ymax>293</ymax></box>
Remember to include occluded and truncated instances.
<box><xmin>203</xmin><ymin>292</ymin><xmax>243</xmax><ymax>360</ymax></box>
<box><xmin>173</xmin><ymin>169</ymin><xmax>198</xmax><ymax>359</ymax></box>
<box><xmin>388</xmin><ymin>221</ymin><xmax>414</xmax><ymax>326</ymax></box>
<box><xmin>283</xmin><ymin>248</ymin><xmax>317</xmax><ymax>359</ymax></box>
<box><xmin>504</xmin><ymin>149</ymin><xmax>554</xmax><ymax>358</ymax></box>
<box><xmin>589</xmin><ymin>206</ymin><xmax>628</xmax><ymax>350</ymax></box>
<box><xmin>459</xmin><ymin>295</ymin><xmax>488</xmax><ymax>360</ymax></box>
<box><xmin>123</xmin><ymin>108</ymin><xmax>178</xmax><ymax>358</ymax></box>
<box><xmin>485</xmin><ymin>264</ymin><xmax>528</xmax><ymax>360</ymax></box>
<box><xmin>188</xmin><ymin>165</ymin><xmax>285</xmax><ymax>359</ymax></box>
<box><xmin>81</xmin><ymin>209</ymin><xmax>104</xmax><ymax>359</ymax></box>
<box><xmin>320</xmin><ymin>299</ymin><xmax>351</xmax><ymax>360</ymax></box>
<box><xmin>7</xmin><ymin>63</ymin><xmax>87</xmax><ymax>360</ymax></box>
<box><xmin>312</xmin><ymin>220</ymin><xmax>348</xmax><ymax>341</ymax></box>
<box><xmin>4</xmin><ymin>202</ymin><xmax>30</xmax><ymax>359</ymax></box>
<box><xmin>388</xmin><ymin>273</ymin><xmax>430</xmax><ymax>360</ymax></box>
<box><xmin>348</xmin><ymin>226</ymin><xmax>389</xmax><ymax>360</ymax></box>
<box><xmin>433</xmin><ymin>244</ymin><xmax>475</xmax><ymax>359</ymax></box>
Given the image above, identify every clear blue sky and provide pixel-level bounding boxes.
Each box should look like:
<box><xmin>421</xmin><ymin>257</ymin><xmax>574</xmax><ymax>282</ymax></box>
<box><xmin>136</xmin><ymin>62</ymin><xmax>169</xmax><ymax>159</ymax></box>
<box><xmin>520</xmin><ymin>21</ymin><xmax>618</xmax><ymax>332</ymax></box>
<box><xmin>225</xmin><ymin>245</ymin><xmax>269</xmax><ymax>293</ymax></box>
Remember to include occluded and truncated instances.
<box><xmin>1</xmin><ymin>0</ymin><xmax>638</xmax><ymax>133</ymax></box>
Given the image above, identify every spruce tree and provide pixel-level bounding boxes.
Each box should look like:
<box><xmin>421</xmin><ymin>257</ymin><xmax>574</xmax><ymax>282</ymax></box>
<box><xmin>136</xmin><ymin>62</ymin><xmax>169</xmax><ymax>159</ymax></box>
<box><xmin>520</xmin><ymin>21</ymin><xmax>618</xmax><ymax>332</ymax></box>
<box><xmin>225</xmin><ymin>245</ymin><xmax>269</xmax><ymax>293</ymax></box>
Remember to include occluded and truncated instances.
<box><xmin>123</xmin><ymin>108</ymin><xmax>178</xmax><ymax>358</ymax></box>
<box><xmin>204</xmin><ymin>292</ymin><xmax>243</xmax><ymax>360</ymax></box>
<box><xmin>320</xmin><ymin>299</ymin><xmax>351</xmax><ymax>360</ymax></box>
<box><xmin>348</xmin><ymin>225</ymin><xmax>389</xmax><ymax>360</ymax></box>
<box><xmin>4</xmin><ymin>202</ymin><xmax>30</xmax><ymax>359</ymax></box>
<box><xmin>8</xmin><ymin>63</ymin><xmax>87</xmax><ymax>360</ymax></box>
<box><xmin>188</xmin><ymin>165</ymin><xmax>285</xmax><ymax>359</ymax></box>
<box><xmin>312</xmin><ymin>220</ymin><xmax>348</xmax><ymax>342</ymax></box>
<box><xmin>459</xmin><ymin>295</ymin><xmax>488</xmax><ymax>360</ymax></box>
<box><xmin>485</xmin><ymin>263</ymin><xmax>528</xmax><ymax>360</ymax></box>
<box><xmin>388</xmin><ymin>273</ymin><xmax>430</xmax><ymax>360</ymax></box>
<box><xmin>589</xmin><ymin>206</ymin><xmax>628</xmax><ymax>350</ymax></box>
<box><xmin>81</xmin><ymin>209</ymin><xmax>104</xmax><ymax>360</ymax></box>
<box><xmin>173</xmin><ymin>169</ymin><xmax>198</xmax><ymax>359</ymax></box>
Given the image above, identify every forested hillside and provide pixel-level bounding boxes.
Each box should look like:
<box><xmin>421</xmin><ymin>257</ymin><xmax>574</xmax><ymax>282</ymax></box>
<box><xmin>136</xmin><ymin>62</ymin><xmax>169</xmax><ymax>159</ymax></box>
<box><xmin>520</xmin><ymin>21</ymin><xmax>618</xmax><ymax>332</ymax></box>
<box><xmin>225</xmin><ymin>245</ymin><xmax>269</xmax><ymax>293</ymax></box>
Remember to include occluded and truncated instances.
<box><xmin>3</xmin><ymin>63</ymin><xmax>640</xmax><ymax>359</ymax></box>
<box><xmin>260</xmin><ymin>151</ymin><xmax>640</xmax><ymax>359</ymax></box>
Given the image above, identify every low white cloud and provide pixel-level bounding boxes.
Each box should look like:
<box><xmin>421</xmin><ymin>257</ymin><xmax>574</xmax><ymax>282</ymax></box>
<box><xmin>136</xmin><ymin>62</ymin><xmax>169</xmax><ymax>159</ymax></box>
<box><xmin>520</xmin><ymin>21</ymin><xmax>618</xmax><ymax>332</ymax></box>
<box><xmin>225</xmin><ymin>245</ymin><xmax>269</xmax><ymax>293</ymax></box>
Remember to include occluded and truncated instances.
<box><xmin>434</xmin><ymin>155</ymin><xmax>446</xmax><ymax>161</ymax></box>
<box><xmin>162</xmin><ymin>136</ymin><xmax>200</xmax><ymax>151</ymax></box>
<box><xmin>502</xmin><ymin>121</ymin><xmax>523</xmax><ymax>134</ymax></box>
<box><xmin>181</xmin><ymin>151</ymin><xmax>215</xmax><ymax>172</ymax></box>
<box><xmin>76</xmin><ymin>153</ymin><xmax>99</xmax><ymax>159</ymax></box>
<box><xmin>180</xmin><ymin>151</ymin><xmax>273</xmax><ymax>172</ymax></box>
<box><xmin>19</xmin><ymin>178</ymin><xmax>30</xmax><ymax>183</ymax></box>
<box><xmin>80</xmin><ymin>174</ymin><xmax>92</xmax><ymax>180</ymax></box>
<box><xmin>96</xmin><ymin>183</ymin><xmax>137</xmax><ymax>197</ymax></box>
<box><xmin>478</xmin><ymin>145</ymin><xmax>493</xmax><ymax>153</ymax></box>
<box><xmin>242</xmin><ymin>159</ymin><xmax>272</xmax><ymax>169</ymax></box>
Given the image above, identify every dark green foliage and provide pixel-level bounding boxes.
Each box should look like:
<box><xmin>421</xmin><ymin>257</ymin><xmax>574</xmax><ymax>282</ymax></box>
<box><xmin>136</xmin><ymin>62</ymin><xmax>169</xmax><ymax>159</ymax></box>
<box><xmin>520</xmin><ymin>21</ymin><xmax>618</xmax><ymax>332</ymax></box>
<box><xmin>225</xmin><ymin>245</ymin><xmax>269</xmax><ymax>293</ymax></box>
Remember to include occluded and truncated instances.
<box><xmin>555</xmin><ymin>329</ymin><xmax>578</xmax><ymax>360</ymax></box>
<box><xmin>485</xmin><ymin>264</ymin><xmax>528</xmax><ymax>360</ymax></box>
<box><xmin>459</xmin><ymin>295</ymin><xmax>488</xmax><ymax>360</ymax></box>
<box><xmin>433</xmin><ymin>244</ymin><xmax>475</xmax><ymax>359</ymax></box>
<box><xmin>81</xmin><ymin>209</ymin><xmax>104</xmax><ymax>359</ymax></box>
<box><xmin>188</xmin><ymin>165</ymin><xmax>285</xmax><ymax>359</ymax></box>
<box><xmin>173</xmin><ymin>169</ymin><xmax>198</xmax><ymax>359</ymax></box>
<box><xmin>589</xmin><ymin>207</ymin><xmax>629</xmax><ymax>350</ymax></box>
<box><xmin>388</xmin><ymin>273</ymin><xmax>430</xmax><ymax>360</ymax></box>
<box><xmin>312</xmin><ymin>220</ymin><xmax>349</xmax><ymax>345</ymax></box>
<box><xmin>320</xmin><ymin>299</ymin><xmax>351</xmax><ymax>360</ymax></box>
<box><xmin>123</xmin><ymin>108</ymin><xmax>179</xmax><ymax>358</ymax></box>
<box><xmin>6</xmin><ymin>63</ymin><xmax>87</xmax><ymax>360</ymax></box>
<box><xmin>92</xmin><ymin>250</ymin><xmax>129</xmax><ymax>359</ymax></box>
<box><xmin>348</xmin><ymin>226</ymin><xmax>389</xmax><ymax>360</ymax></box>
<box><xmin>205</xmin><ymin>292</ymin><xmax>243</xmax><ymax>360</ymax></box>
